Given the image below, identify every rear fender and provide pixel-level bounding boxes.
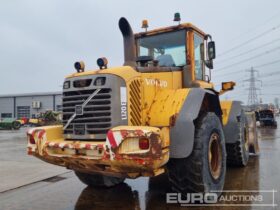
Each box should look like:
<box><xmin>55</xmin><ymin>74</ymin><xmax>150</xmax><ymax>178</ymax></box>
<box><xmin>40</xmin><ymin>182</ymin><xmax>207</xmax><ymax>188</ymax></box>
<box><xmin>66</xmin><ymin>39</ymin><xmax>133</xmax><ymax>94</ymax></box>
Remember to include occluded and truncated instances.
<box><xmin>221</xmin><ymin>101</ymin><xmax>243</xmax><ymax>144</ymax></box>
<box><xmin>170</xmin><ymin>88</ymin><xmax>222</xmax><ymax>158</ymax></box>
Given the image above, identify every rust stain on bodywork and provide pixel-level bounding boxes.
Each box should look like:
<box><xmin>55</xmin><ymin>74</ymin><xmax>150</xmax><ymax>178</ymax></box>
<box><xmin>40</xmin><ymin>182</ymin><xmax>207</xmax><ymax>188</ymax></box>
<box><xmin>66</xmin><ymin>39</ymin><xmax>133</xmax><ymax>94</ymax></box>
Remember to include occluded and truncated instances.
<box><xmin>27</xmin><ymin>125</ymin><xmax>169</xmax><ymax>178</ymax></box>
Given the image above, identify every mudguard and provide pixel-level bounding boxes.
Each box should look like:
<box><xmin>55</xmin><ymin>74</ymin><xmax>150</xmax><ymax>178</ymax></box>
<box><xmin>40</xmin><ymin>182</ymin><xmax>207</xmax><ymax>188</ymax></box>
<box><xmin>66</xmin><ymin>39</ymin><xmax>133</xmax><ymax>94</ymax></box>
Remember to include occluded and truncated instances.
<box><xmin>169</xmin><ymin>88</ymin><xmax>221</xmax><ymax>158</ymax></box>
<box><xmin>222</xmin><ymin>101</ymin><xmax>243</xmax><ymax>144</ymax></box>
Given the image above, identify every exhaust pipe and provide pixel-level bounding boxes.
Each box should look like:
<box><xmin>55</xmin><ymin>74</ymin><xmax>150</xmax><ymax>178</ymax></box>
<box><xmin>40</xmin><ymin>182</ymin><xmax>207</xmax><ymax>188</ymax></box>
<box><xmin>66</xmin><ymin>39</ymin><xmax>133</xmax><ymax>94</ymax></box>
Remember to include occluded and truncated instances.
<box><xmin>119</xmin><ymin>17</ymin><xmax>136</xmax><ymax>67</ymax></box>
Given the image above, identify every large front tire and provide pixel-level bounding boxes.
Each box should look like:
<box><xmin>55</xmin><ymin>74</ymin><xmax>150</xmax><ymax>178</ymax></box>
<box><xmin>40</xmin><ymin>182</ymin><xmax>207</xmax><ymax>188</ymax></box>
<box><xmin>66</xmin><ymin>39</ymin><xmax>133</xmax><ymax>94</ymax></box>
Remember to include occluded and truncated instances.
<box><xmin>75</xmin><ymin>171</ymin><xmax>125</xmax><ymax>187</ymax></box>
<box><xmin>167</xmin><ymin>112</ymin><xmax>226</xmax><ymax>196</ymax></box>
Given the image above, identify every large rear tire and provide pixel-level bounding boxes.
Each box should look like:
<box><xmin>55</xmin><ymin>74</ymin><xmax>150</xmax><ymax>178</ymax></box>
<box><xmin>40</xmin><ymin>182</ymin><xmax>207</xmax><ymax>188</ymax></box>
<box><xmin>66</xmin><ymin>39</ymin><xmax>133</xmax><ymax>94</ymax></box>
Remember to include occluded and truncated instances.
<box><xmin>226</xmin><ymin>111</ymin><xmax>249</xmax><ymax>167</ymax></box>
<box><xmin>167</xmin><ymin>112</ymin><xmax>226</xmax><ymax>196</ymax></box>
<box><xmin>75</xmin><ymin>171</ymin><xmax>125</xmax><ymax>187</ymax></box>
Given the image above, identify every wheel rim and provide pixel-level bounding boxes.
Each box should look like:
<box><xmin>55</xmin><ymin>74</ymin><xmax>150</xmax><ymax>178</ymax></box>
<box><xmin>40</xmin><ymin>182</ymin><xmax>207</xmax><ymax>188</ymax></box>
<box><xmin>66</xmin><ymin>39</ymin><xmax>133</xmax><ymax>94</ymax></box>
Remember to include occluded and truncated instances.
<box><xmin>208</xmin><ymin>133</ymin><xmax>222</xmax><ymax>180</ymax></box>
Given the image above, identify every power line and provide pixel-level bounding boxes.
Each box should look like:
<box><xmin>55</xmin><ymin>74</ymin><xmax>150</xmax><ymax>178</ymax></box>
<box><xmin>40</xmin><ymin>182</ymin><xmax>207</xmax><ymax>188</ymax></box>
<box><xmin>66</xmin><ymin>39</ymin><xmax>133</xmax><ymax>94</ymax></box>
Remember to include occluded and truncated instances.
<box><xmin>228</xmin><ymin>11</ymin><xmax>280</xmax><ymax>42</ymax></box>
<box><xmin>255</xmin><ymin>58</ymin><xmax>280</xmax><ymax>68</ymax></box>
<box><xmin>215</xmin><ymin>58</ymin><xmax>280</xmax><ymax>77</ymax></box>
<box><xmin>213</xmin><ymin>70</ymin><xmax>245</xmax><ymax>79</ymax></box>
<box><xmin>260</xmin><ymin>69</ymin><xmax>280</xmax><ymax>78</ymax></box>
<box><xmin>261</xmin><ymin>77</ymin><xmax>280</xmax><ymax>82</ymax></box>
<box><xmin>217</xmin><ymin>24</ymin><xmax>280</xmax><ymax>57</ymax></box>
<box><xmin>261</xmin><ymin>77</ymin><xmax>280</xmax><ymax>83</ymax></box>
<box><xmin>215</xmin><ymin>46</ymin><xmax>280</xmax><ymax>71</ymax></box>
<box><xmin>263</xmin><ymin>83</ymin><xmax>280</xmax><ymax>87</ymax></box>
<box><xmin>259</xmin><ymin>93</ymin><xmax>280</xmax><ymax>96</ymax></box>
<box><xmin>216</xmin><ymin>38</ymin><xmax>280</xmax><ymax>64</ymax></box>
<box><xmin>261</xmin><ymin>77</ymin><xmax>280</xmax><ymax>86</ymax></box>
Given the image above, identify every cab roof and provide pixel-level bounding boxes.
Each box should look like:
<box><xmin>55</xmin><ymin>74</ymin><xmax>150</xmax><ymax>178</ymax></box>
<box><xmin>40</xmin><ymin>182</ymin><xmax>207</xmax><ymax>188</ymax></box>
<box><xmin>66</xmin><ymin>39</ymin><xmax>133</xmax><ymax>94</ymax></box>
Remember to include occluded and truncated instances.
<box><xmin>134</xmin><ymin>23</ymin><xmax>206</xmax><ymax>38</ymax></box>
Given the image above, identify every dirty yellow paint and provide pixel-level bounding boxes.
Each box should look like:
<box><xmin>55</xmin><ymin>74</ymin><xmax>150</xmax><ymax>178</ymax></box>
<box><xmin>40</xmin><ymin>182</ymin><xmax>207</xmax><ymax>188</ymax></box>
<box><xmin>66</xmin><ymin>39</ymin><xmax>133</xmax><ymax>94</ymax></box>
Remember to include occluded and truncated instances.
<box><xmin>220</xmin><ymin>100</ymin><xmax>233</xmax><ymax>125</ymax></box>
<box><xmin>44</xmin><ymin>125</ymin><xmax>64</xmax><ymax>140</ymax></box>
<box><xmin>29</xmin><ymin>124</ymin><xmax>169</xmax><ymax>178</ymax></box>
<box><xmin>159</xmin><ymin>127</ymin><xmax>170</xmax><ymax>148</ymax></box>
<box><xmin>194</xmin><ymin>80</ymin><xmax>214</xmax><ymax>89</ymax></box>
<box><xmin>172</xmin><ymin>71</ymin><xmax>183</xmax><ymax>89</ymax></box>
<box><xmin>147</xmin><ymin>89</ymin><xmax>190</xmax><ymax>126</ymax></box>
<box><xmin>140</xmin><ymin>72</ymin><xmax>175</xmax><ymax>124</ymax></box>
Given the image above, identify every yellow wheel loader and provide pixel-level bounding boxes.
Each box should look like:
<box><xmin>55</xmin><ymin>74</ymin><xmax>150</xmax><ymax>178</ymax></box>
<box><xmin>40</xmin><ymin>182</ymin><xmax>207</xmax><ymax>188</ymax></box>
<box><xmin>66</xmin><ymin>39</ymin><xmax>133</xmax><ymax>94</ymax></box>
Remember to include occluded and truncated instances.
<box><xmin>27</xmin><ymin>14</ymin><xmax>258</xmax><ymax>196</ymax></box>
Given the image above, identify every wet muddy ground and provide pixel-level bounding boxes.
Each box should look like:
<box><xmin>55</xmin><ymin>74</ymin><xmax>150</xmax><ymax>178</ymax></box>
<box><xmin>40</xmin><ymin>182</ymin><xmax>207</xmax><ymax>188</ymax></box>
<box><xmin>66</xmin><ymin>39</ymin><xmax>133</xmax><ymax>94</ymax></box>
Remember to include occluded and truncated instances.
<box><xmin>0</xmin><ymin>119</ymin><xmax>279</xmax><ymax>210</ymax></box>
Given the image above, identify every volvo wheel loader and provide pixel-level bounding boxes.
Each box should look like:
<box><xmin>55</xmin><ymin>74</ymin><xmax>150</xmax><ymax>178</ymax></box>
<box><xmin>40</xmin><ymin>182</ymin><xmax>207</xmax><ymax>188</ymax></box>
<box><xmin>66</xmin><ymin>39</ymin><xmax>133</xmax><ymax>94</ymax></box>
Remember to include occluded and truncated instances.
<box><xmin>27</xmin><ymin>14</ymin><xmax>258</xmax><ymax>196</ymax></box>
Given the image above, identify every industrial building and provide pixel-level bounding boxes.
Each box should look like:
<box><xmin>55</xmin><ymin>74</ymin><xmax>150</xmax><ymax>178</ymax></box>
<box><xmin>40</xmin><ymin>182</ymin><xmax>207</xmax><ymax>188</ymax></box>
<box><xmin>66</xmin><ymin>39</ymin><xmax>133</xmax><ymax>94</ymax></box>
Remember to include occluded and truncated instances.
<box><xmin>0</xmin><ymin>92</ymin><xmax>62</xmax><ymax>119</ymax></box>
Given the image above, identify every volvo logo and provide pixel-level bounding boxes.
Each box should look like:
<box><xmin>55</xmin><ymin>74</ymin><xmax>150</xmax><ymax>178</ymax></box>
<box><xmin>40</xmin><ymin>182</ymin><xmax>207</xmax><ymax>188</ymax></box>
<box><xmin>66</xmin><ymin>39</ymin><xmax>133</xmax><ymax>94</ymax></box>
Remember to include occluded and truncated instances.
<box><xmin>75</xmin><ymin>105</ymin><xmax>83</xmax><ymax>115</ymax></box>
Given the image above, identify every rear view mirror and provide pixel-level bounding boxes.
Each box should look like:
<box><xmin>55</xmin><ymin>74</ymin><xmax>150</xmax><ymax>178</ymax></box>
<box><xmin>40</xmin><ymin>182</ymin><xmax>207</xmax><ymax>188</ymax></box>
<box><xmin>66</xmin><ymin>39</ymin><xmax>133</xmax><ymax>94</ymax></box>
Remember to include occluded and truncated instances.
<box><xmin>222</xmin><ymin>81</ymin><xmax>236</xmax><ymax>91</ymax></box>
<box><xmin>219</xmin><ymin>81</ymin><xmax>236</xmax><ymax>95</ymax></box>
<box><xmin>208</xmin><ymin>41</ymin><xmax>216</xmax><ymax>60</ymax></box>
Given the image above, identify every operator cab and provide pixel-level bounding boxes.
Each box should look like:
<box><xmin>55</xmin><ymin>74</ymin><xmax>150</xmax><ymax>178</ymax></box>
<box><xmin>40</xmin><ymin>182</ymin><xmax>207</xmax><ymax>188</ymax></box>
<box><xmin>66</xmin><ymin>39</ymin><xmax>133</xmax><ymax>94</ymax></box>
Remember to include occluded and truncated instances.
<box><xmin>134</xmin><ymin>21</ymin><xmax>216</xmax><ymax>88</ymax></box>
<box><xmin>119</xmin><ymin>14</ymin><xmax>216</xmax><ymax>88</ymax></box>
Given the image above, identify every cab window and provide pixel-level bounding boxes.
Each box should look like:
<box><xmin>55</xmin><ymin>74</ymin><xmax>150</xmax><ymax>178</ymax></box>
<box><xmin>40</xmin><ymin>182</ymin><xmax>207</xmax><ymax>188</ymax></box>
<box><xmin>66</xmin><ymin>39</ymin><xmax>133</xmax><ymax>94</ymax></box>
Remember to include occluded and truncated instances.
<box><xmin>194</xmin><ymin>33</ymin><xmax>204</xmax><ymax>80</ymax></box>
<box><xmin>137</xmin><ymin>30</ymin><xmax>186</xmax><ymax>67</ymax></box>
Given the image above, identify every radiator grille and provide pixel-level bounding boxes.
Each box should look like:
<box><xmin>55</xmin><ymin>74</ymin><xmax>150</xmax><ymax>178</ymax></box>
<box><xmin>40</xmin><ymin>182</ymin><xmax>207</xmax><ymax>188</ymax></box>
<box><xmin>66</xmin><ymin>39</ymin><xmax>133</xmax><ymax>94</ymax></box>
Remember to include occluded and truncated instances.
<box><xmin>129</xmin><ymin>79</ymin><xmax>142</xmax><ymax>125</ymax></box>
<box><xmin>62</xmin><ymin>88</ymin><xmax>112</xmax><ymax>138</ymax></box>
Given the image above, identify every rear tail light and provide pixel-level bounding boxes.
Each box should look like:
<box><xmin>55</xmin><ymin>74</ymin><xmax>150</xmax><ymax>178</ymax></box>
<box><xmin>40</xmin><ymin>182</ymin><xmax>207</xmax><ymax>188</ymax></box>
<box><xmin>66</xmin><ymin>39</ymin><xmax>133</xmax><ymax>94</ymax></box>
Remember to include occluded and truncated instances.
<box><xmin>139</xmin><ymin>138</ymin><xmax>149</xmax><ymax>150</ymax></box>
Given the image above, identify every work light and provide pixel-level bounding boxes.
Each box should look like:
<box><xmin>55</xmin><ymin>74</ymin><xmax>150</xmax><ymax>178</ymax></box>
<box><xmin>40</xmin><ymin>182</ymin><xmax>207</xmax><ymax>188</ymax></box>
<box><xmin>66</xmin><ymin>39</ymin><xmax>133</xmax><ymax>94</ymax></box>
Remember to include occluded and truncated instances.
<box><xmin>97</xmin><ymin>57</ymin><xmax>108</xmax><ymax>69</ymax></box>
<box><xmin>74</xmin><ymin>61</ymin><xmax>85</xmax><ymax>73</ymax></box>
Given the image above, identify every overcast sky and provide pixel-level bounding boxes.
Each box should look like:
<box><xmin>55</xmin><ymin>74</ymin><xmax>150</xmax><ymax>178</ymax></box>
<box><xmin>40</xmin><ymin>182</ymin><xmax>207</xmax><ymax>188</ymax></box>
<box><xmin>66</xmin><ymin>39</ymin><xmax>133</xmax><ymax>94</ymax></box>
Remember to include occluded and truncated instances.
<box><xmin>1</xmin><ymin>0</ymin><xmax>280</xmax><ymax>104</ymax></box>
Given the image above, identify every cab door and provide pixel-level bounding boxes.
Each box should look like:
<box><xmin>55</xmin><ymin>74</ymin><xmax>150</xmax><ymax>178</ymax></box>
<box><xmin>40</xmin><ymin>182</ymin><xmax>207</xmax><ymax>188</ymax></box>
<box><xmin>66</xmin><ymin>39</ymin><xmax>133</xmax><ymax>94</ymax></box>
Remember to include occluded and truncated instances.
<box><xmin>188</xmin><ymin>31</ymin><xmax>213</xmax><ymax>89</ymax></box>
